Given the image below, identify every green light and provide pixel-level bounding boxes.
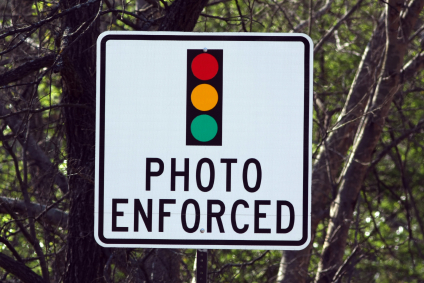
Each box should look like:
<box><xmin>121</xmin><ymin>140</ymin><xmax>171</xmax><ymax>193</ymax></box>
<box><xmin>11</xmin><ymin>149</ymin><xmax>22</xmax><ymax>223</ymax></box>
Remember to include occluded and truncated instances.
<box><xmin>191</xmin><ymin>115</ymin><xmax>218</xmax><ymax>142</ymax></box>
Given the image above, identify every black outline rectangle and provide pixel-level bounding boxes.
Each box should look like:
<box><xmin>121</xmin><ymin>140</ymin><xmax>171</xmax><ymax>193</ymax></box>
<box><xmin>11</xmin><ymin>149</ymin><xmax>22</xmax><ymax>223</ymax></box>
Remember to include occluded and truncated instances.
<box><xmin>98</xmin><ymin>34</ymin><xmax>311</xmax><ymax>247</ymax></box>
<box><xmin>186</xmin><ymin>49</ymin><xmax>223</xmax><ymax>146</ymax></box>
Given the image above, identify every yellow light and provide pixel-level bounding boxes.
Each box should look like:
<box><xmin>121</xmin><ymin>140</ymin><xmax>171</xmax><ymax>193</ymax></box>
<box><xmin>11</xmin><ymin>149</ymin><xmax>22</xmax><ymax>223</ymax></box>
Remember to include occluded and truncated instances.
<box><xmin>191</xmin><ymin>84</ymin><xmax>218</xmax><ymax>111</ymax></box>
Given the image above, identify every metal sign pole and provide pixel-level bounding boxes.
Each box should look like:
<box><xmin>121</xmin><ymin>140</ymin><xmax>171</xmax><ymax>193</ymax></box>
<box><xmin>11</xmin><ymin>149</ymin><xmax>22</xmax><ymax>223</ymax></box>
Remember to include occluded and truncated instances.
<box><xmin>196</xmin><ymin>249</ymin><xmax>208</xmax><ymax>283</ymax></box>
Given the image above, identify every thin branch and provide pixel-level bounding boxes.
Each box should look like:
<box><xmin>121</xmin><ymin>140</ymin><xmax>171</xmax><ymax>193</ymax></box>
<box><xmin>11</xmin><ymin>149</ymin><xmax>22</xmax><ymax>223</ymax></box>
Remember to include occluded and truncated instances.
<box><xmin>0</xmin><ymin>31</ymin><xmax>38</xmax><ymax>57</ymax></box>
<box><xmin>308</xmin><ymin>0</ymin><xmax>313</xmax><ymax>35</ymax></box>
<box><xmin>103</xmin><ymin>252</ymin><xmax>114</xmax><ymax>283</ymax></box>
<box><xmin>101</xmin><ymin>9</ymin><xmax>150</xmax><ymax>23</ymax></box>
<box><xmin>0</xmin><ymin>253</ymin><xmax>47</xmax><ymax>283</ymax></box>
<box><xmin>269</xmin><ymin>0</ymin><xmax>294</xmax><ymax>31</ymax></box>
<box><xmin>235</xmin><ymin>0</ymin><xmax>247</xmax><ymax>32</ymax></box>
<box><xmin>206</xmin><ymin>0</ymin><xmax>231</xmax><ymax>6</ymax></box>
<box><xmin>292</xmin><ymin>0</ymin><xmax>335</xmax><ymax>33</ymax></box>
<box><xmin>408</xmin><ymin>24</ymin><xmax>424</xmax><ymax>42</ymax></box>
<box><xmin>401</xmin><ymin>52</ymin><xmax>424</xmax><ymax>83</ymax></box>
<box><xmin>368</xmin><ymin>119</ymin><xmax>424</xmax><ymax>171</ymax></box>
<box><xmin>209</xmin><ymin>251</ymin><xmax>269</xmax><ymax>275</ymax></box>
<box><xmin>0</xmin><ymin>103</ymin><xmax>93</xmax><ymax>120</ymax></box>
<box><xmin>0</xmin><ymin>194</ymin><xmax>50</xmax><ymax>282</ymax></box>
<box><xmin>0</xmin><ymin>82</ymin><xmax>38</xmax><ymax>90</ymax></box>
<box><xmin>18</xmin><ymin>117</ymin><xmax>49</xmax><ymax>282</ymax></box>
<box><xmin>0</xmin><ymin>0</ymin><xmax>100</xmax><ymax>40</ymax></box>
<box><xmin>200</xmin><ymin>13</ymin><xmax>245</xmax><ymax>21</ymax></box>
<box><xmin>34</xmin><ymin>192</ymin><xmax>69</xmax><ymax>225</ymax></box>
<box><xmin>0</xmin><ymin>54</ymin><xmax>55</xmax><ymax>86</ymax></box>
<box><xmin>0</xmin><ymin>237</ymin><xmax>23</xmax><ymax>262</ymax></box>
<box><xmin>103</xmin><ymin>0</ymin><xmax>148</xmax><ymax>30</ymax></box>
<box><xmin>0</xmin><ymin>196</ymin><xmax>68</xmax><ymax>228</ymax></box>
<box><xmin>331</xmin><ymin>245</ymin><xmax>364</xmax><ymax>283</ymax></box>
<box><xmin>314</xmin><ymin>0</ymin><xmax>365</xmax><ymax>54</ymax></box>
<box><xmin>0</xmin><ymin>102</ymin><xmax>69</xmax><ymax>194</ymax></box>
<box><xmin>400</xmin><ymin>0</ymin><xmax>424</xmax><ymax>40</ymax></box>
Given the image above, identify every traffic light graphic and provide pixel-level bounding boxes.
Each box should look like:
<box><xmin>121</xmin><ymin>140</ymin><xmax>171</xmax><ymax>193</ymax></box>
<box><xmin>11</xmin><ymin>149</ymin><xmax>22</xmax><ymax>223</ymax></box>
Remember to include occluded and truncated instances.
<box><xmin>186</xmin><ymin>49</ymin><xmax>223</xmax><ymax>146</ymax></box>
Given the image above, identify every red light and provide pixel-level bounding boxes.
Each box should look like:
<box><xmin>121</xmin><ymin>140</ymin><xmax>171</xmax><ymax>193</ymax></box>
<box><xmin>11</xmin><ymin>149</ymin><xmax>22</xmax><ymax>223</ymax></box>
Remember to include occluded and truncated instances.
<box><xmin>191</xmin><ymin>53</ymin><xmax>218</xmax><ymax>80</ymax></box>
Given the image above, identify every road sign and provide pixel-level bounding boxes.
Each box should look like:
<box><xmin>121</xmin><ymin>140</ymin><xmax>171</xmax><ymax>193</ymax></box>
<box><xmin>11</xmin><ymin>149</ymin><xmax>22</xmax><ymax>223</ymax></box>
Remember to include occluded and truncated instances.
<box><xmin>95</xmin><ymin>31</ymin><xmax>312</xmax><ymax>250</ymax></box>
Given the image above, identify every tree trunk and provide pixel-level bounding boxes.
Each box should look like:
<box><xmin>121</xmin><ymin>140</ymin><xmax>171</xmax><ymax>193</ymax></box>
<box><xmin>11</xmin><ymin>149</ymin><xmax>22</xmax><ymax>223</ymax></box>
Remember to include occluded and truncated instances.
<box><xmin>277</xmin><ymin>13</ymin><xmax>386</xmax><ymax>283</ymax></box>
<box><xmin>314</xmin><ymin>1</ymin><xmax>424</xmax><ymax>282</ymax></box>
<box><xmin>60</xmin><ymin>0</ymin><xmax>209</xmax><ymax>282</ymax></box>
<box><xmin>159</xmin><ymin>0</ymin><xmax>209</xmax><ymax>31</ymax></box>
<box><xmin>60</xmin><ymin>0</ymin><xmax>106</xmax><ymax>282</ymax></box>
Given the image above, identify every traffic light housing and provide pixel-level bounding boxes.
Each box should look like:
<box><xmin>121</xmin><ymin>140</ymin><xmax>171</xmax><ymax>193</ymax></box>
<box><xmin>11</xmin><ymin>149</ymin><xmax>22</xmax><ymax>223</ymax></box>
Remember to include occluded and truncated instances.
<box><xmin>186</xmin><ymin>49</ymin><xmax>223</xmax><ymax>146</ymax></box>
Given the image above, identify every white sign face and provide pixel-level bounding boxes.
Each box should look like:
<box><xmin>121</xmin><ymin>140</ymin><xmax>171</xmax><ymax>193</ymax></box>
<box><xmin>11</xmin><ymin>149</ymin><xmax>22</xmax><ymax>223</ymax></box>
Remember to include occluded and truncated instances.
<box><xmin>95</xmin><ymin>31</ymin><xmax>312</xmax><ymax>250</ymax></box>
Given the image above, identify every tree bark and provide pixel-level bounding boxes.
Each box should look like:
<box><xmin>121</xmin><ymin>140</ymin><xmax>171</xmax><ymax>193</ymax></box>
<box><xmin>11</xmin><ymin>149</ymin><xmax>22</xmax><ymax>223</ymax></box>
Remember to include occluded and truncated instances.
<box><xmin>60</xmin><ymin>0</ymin><xmax>105</xmax><ymax>282</ymax></box>
<box><xmin>143</xmin><ymin>249</ymin><xmax>182</xmax><ymax>283</ymax></box>
<box><xmin>159</xmin><ymin>0</ymin><xmax>209</xmax><ymax>31</ymax></box>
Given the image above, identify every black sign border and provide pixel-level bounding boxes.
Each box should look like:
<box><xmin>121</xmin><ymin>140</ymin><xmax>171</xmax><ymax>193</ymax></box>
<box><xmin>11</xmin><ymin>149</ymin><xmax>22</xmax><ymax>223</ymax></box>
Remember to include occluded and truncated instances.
<box><xmin>98</xmin><ymin>34</ymin><xmax>311</xmax><ymax>247</ymax></box>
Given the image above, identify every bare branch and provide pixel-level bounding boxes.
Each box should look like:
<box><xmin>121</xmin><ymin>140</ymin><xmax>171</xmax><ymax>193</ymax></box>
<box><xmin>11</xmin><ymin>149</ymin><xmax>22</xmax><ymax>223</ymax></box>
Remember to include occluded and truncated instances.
<box><xmin>0</xmin><ymin>54</ymin><xmax>55</xmax><ymax>86</ymax></box>
<box><xmin>369</xmin><ymin>119</ymin><xmax>424</xmax><ymax>170</ymax></box>
<box><xmin>206</xmin><ymin>0</ymin><xmax>231</xmax><ymax>6</ymax></box>
<box><xmin>331</xmin><ymin>246</ymin><xmax>365</xmax><ymax>283</ymax></box>
<box><xmin>0</xmin><ymin>0</ymin><xmax>100</xmax><ymax>40</ymax></box>
<box><xmin>292</xmin><ymin>0</ymin><xmax>335</xmax><ymax>33</ymax></box>
<box><xmin>408</xmin><ymin>24</ymin><xmax>424</xmax><ymax>42</ymax></box>
<box><xmin>103</xmin><ymin>0</ymin><xmax>141</xmax><ymax>30</ymax></box>
<box><xmin>270</xmin><ymin>0</ymin><xmax>294</xmax><ymax>31</ymax></box>
<box><xmin>0</xmin><ymin>103</ymin><xmax>69</xmax><ymax>194</ymax></box>
<box><xmin>235</xmin><ymin>0</ymin><xmax>247</xmax><ymax>32</ymax></box>
<box><xmin>401</xmin><ymin>53</ymin><xmax>424</xmax><ymax>83</ymax></box>
<box><xmin>209</xmin><ymin>251</ymin><xmax>269</xmax><ymax>275</ymax></box>
<box><xmin>103</xmin><ymin>252</ymin><xmax>114</xmax><ymax>283</ymax></box>
<box><xmin>0</xmin><ymin>253</ymin><xmax>47</xmax><ymax>283</ymax></box>
<box><xmin>0</xmin><ymin>237</ymin><xmax>23</xmax><ymax>262</ymax></box>
<box><xmin>101</xmin><ymin>9</ymin><xmax>150</xmax><ymax>23</ymax></box>
<box><xmin>401</xmin><ymin>0</ymin><xmax>424</xmax><ymax>40</ymax></box>
<box><xmin>0</xmin><ymin>196</ymin><xmax>68</xmax><ymax>228</ymax></box>
<box><xmin>314</xmin><ymin>0</ymin><xmax>365</xmax><ymax>54</ymax></box>
<box><xmin>0</xmin><ymin>103</ymin><xmax>93</xmax><ymax>120</ymax></box>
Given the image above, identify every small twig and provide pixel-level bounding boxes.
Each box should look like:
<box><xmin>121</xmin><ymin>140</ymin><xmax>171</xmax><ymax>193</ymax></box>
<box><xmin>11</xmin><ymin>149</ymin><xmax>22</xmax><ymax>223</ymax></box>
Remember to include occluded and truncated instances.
<box><xmin>269</xmin><ymin>0</ymin><xmax>294</xmax><ymax>30</ymax></box>
<box><xmin>103</xmin><ymin>252</ymin><xmax>114</xmax><ymax>283</ymax></box>
<box><xmin>0</xmin><ymin>237</ymin><xmax>23</xmax><ymax>262</ymax></box>
<box><xmin>292</xmin><ymin>0</ymin><xmax>335</xmax><ymax>33</ymax></box>
<box><xmin>206</xmin><ymin>0</ymin><xmax>231</xmax><ymax>6</ymax></box>
<box><xmin>34</xmin><ymin>191</ymin><xmax>69</xmax><ymax>224</ymax></box>
<box><xmin>200</xmin><ymin>13</ymin><xmax>245</xmax><ymax>21</ymax></box>
<box><xmin>314</xmin><ymin>0</ymin><xmax>364</xmax><ymax>54</ymax></box>
<box><xmin>408</xmin><ymin>24</ymin><xmax>424</xmax><ymax>42</ymax></box>
<box><xmin>209</xmin><ymin>251</ymin><xmax>269</xmax><ymax>275</ymax></box>
<box><xmin>235</xmin><ymin>0</ymin><xmax>247</xmax><ymax>32</ymax></box>
<box><xmin>368</xmin><ymin>119</ymin><xmax>424</xmax><ymax>171</ymax></box>
<box><xmin>101</xmin><ymin>8</ymin><xmax>150</xmax><ymax>23</ymax></box>
<box><xmin>0</xmin><ymin>0</ymin><xmax>100</xmax><ymax>40</ymax></box>
<box><xmin>308</xmin><ymin>0</ymin><xmax>313</xmax><ymax>35</ymax></box>
<box><xmin>0</xmin><ymin>104</ymin><xmax>94</xmax><ymax>120</ymax></box>
<box><xmin>331</xmin><ymin>245</ymin><xmax>364</xmax><ymax>282</ymax></box>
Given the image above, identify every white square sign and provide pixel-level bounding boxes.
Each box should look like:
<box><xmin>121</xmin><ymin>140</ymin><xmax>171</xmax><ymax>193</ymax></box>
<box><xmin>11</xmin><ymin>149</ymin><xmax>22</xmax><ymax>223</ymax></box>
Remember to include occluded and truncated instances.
<box><xmin>95</xmin><ymin>31</ymin><xmax>312</xmax><ymax>250</ymax></box>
